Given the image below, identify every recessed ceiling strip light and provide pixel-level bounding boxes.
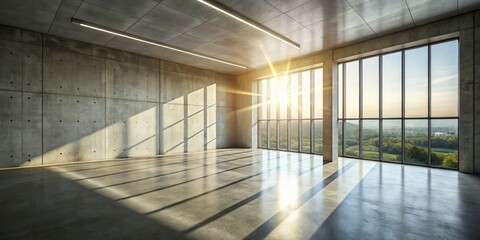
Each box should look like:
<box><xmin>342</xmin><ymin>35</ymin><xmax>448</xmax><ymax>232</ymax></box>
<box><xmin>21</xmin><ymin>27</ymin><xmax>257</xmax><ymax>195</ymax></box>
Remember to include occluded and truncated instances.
<box><xmin>197</xmin><ymin>0</ymin><xmax>300</xmax><ymax>49</ymax></box>
<box><xmin>71</xmin><ymin>18</ymin><xmax>247</xmax><ymax>69</ymax></box>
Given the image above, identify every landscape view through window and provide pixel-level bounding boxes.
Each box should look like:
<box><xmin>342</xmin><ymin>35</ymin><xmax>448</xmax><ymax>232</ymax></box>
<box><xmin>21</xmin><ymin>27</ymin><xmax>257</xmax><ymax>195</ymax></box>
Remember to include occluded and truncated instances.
<box><xmin>339</xmin><ymin>40</ymin><xmax>459</xmax><ymax>169</ymax></box>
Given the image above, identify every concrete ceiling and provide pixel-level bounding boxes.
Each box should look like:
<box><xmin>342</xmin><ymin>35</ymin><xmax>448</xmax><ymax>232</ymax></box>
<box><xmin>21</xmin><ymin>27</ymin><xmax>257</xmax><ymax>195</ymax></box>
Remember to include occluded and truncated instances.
<box><xmin>0</xmin><ymin>0</ymin><xmax>479</xmax><ymax>74</ymax></box>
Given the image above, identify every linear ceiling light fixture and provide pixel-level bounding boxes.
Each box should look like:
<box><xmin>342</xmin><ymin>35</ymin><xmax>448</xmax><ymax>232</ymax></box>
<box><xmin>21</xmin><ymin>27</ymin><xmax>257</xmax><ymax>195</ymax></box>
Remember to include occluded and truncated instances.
<box><xmin>196</xmin><ymin>0</ymin><xmax>300</xmax><ymax>49</ymax></box>
<box><xmin>71</xmin><ymin>18</ymin><xmax>247</xmax><ymax>69</ymax></box>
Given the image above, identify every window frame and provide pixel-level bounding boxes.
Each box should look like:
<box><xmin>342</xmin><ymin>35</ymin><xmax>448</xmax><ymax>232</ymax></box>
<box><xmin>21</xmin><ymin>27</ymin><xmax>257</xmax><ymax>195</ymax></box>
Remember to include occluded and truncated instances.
<box><xmin>337</xmin><ymin>39</ymin><xmax>460</xmax><ymax>170</ymax></box>
<box><xmin>257</xmin><ymin>67</ymin><xmax>323</xmax><ymax>155</ymax></box>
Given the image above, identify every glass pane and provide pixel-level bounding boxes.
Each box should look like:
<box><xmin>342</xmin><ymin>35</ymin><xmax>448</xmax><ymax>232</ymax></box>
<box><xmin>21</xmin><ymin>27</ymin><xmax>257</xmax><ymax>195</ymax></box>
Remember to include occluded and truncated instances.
<box><xmin>301</xmin><ymin>120</ymin><xmax>311</xmax><ymax>152</ymax></box>
<box><xmin>269</xmin><ymin>121</ymin><xmax>277</xmax><ymax>149</ymax></box>
<box><xmin>338</xmin><ymin>120</ymin><xmax>343</xmax><ymax>155</ymax></box>
<box><xmin>261</xmin><ymin>79</ymin><xmax>268</xmax><ymax>119</ymax></box>
<box><xmin>382</xmin><ymin>120</ymin><xmax>402</xmax><ymax>162</ymax></box>
<box><xmin>301</xmin><ymin>71</ymin><xmax>311</xmax><ymax>119</ymax></box>
<box><xmin>345</xmin><ymin>61</ymin><xmax>360</xmax><ymax>118</ymax></box>
<box><xmin>260</xmin><ymin>121</ymin><xmax>268</xmax><ymax>148</ymax></box>
<box><xmin>362</xmin><ymin>57</ymin><xmax>379</xmax><ymax>118</ymax></box>
<box><xmin>431</xmin><ymin>41</ymin><xmax>459</xmax><ymax>117</ymax></box>
<box><xmin>314</xmin><ymin>120</ymin><xmax>323</xmax><ymax>154</ymax></box>
<box><xmin>405</xmin><ymin>47</ymin><xmax>428</xmax><ymax>118</ymax></box>
<box><xmin>431</xmin><ymin>119</ymin><xmax>458</xmax><ymax>169</ymax></box>
<box><xmin>278</xmin><ymin>76</ymin><xmax>288</xmax><ymax>119</ymax></box>
<box><xmin>314</xmin><ymin>68</ymin><xmax>323</xmax><ymax>118</ymax></box>
<box><xmin>290</xmin><ymin>120</ymin><xmax>299</xmax><ymax>151</ymax></box>
<box><xmin>362</xmin><ymin>120</ymin><xmax>379</xmax><ymax>160</ymax></box>
<box><xmin>290</xmin><ymin>73</ymin><xmax>299</xmax><ymax>119</ymax></box>
<box><xmin>382</xmin><ymin>52</ymin><xmax>402</xmax><ymax>118</ymax></box>
<box><xmin>404</xmin><ymin>120</ymin><xmax>428</xmax><ymax>165</ymax></box>
<box><xmin>278</xmin><ymin>121</ymin><xmax>288</xmax><ymax>150</ymax></box>
<box><xmin>345</xmin><ymin>120</ymin><xmax>360</xmax><ymax>157</ymax></box>
<box><xmin>270</xmin><ymin>78</ymin><xmax>277</xmax><ymax>119</ymax></box>
<box><xmin>338</xmin><ymin>64</ymin><xmax>344</xmax><ymax>119</ymax></box>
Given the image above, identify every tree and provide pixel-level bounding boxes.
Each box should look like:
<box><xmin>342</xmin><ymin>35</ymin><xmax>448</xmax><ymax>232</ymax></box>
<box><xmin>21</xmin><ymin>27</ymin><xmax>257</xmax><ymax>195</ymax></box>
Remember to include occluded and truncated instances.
<box><xmin>406</xmin><ymin>145</ymin><xmax>428</xmax><ymax>163</ymax></box>
<box><xmin>431</xmin><ymin>152</ymin><xmax>444</xmax><ymax>166</ymax></box>
<box><xmin>442</xmin><ymin>152</ymin><xmax>458</xmax><ymax>168</ymax></box>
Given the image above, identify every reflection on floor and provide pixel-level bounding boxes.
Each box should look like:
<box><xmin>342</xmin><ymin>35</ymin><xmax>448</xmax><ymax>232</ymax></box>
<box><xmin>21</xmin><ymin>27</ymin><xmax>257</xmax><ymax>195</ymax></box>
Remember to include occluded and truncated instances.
<box><xmin>0</xmin><ymin>149</ymin><xmax>479</xmax><ymax>239</ymax></box>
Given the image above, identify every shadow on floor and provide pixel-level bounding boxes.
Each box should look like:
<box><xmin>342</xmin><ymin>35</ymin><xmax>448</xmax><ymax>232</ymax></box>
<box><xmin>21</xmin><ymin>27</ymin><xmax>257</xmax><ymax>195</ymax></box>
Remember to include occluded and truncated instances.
<box><xmin>310</xmin><ymin>164</ymin><xmax>480</xmax><ymax>240</ymax></box>
<box><xmin>0</xmin><ymin>168</ymin><xmax>185</xmax><ymax>240</ymax></box>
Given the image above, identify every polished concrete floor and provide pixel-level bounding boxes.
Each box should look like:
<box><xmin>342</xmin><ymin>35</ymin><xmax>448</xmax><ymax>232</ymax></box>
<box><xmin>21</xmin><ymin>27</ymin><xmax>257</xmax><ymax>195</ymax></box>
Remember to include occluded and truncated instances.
<box><xmin>0</xmin><ymin>149</ymin><xmax>479</xmax><ymax>240</ymax></box>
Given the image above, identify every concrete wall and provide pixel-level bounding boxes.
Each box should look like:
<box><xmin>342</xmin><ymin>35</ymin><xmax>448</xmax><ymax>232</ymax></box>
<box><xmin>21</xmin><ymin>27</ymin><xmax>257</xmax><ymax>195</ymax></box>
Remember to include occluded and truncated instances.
<box><xmin>0</xmin><ymin>24</ymin><xmax>236</xmax><ymax>168</ymax></box>
<box><xmin>235</xmin><ymin>11</ymin><xmax>480</xmax><ymax>173</ymax></box>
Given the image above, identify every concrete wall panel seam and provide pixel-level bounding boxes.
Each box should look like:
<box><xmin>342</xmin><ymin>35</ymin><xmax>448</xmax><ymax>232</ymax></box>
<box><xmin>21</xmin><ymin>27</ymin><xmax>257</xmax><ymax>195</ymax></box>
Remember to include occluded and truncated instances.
<box><xmin>0</xmin><ymin>24</ymin><xmax>237</xmax><ymax>167</ymax></box>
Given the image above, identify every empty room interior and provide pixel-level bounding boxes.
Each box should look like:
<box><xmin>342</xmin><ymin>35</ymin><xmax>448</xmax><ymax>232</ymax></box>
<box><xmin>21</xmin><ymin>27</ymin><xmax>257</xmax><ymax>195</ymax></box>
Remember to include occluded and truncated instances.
<box><xmin>1</xmin><ymin>0</ymin><xmax>480</xmax><ymax>239</ymax></box>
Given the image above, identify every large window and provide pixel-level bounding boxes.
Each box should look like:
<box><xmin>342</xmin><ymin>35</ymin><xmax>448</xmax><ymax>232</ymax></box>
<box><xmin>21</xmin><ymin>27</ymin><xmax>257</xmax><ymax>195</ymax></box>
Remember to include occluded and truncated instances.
<box><xmin>258</xmin><ymin>68</ymin><xmax>323</xmax><ymax>154</ymax></box>
<box><xmin>338</xmin><ymin>40</ymin><xmax>459</xmax><ymax>169</ymax></box>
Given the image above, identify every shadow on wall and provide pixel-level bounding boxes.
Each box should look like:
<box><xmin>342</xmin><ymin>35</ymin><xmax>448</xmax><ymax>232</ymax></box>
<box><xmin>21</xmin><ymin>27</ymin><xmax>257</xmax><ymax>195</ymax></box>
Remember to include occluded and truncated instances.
<box><xmin>41</xmin><ymin>99</ymin><xmax>160</xmax><ymax>164</ymax></box>
<box><xmin>0</xmin><ymin>83</ymin><xmax>218</xmax><ymax>168</ymax></box>
<box><xmin>0</xmin><ymin>26</ymin><xmax>239</xmax><ymax>168</ymax></box>
<box><xmin>162</xmin><ymin>84</ymin><xmax>217</xmax><ymax>153</ymax></box>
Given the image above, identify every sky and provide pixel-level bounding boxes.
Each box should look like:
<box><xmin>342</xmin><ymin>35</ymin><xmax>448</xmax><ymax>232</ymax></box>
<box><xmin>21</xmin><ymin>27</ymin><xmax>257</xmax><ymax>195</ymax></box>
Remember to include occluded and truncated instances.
<box><xmin>259</xmin><ymin>40</ymin><xmax>458</xmax><ymax>121</ymax></box>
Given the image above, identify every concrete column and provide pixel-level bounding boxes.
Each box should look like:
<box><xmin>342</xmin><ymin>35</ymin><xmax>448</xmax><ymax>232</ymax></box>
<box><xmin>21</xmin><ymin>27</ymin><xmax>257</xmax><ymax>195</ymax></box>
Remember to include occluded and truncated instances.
<box><xmin>251</xmin><ymin>79</ymin><xmax>258</xmax><ymax>148</ymax></box>
<box><xmin>475</xmin><ymin>23</ymin><xmax>480</xmax><ymax>174</ymax></box>
<box><xmin>459</xmin><ymin>22</ymin><xmax>475</xmax><ymax>173</ymax></box>
<box><xmin>323</xmin><ymin>50</ymin><xmax>338</xmax><ymax>162</ymax></box>
<box><xmin>234</xmin><ymin>76</ymin><xmax>256</xmax><ymax>148</ymax></box>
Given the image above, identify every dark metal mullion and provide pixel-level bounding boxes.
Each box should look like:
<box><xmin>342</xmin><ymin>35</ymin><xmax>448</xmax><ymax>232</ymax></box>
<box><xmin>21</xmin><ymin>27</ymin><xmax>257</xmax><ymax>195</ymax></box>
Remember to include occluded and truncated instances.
<box><xmin>379</xmin><ymin>56</ymin><xmax>384</xmax><ymax>161</ymax></box>
<box><xmin>257</xmin><ymin>81</ymin><xmax>260</xmax><ymax>148</ymax></box>
<box><xmin>257</xmin><ymin>81</ymin><xmax>261</xmax><ymax>148</ymax></box>
<box><xmin>429</xmin><ymin>117</ymin><xmax>459</xmax><ymax>119</ymax></box>
<box><xmin>296</xmin><ymin>73</ymin><xmax>301</xmax><ymax>153</ymax></box>
<box><xmin>310</xmin><ymin>69</ymin><xmax>314</xmax><ymax>154</ymax></box>
<box><xmin>276</xmin><ymin>77</ymin><xmax>279</xmax><ymax>150</ymax></box>
<box><xmin>287</xmin><ymin>74</ymin><xmax>291</xmax><ymax>151</ymax></box>
<box><xmin>299</xmin><ymin>72</ymin><xmax>303</xmax><ymax>153</ymax></box>
<box><xmin>262</xmin><ymin>81</ymin><xmax>266</xmax><ymax>148</ymax></box>
<box><xmin>344</xmin><ymin>116</ymin><xmax>461</xmax><ymax>120</ymax></box>
<box><xmin>261</xmin><ymin>81</ymin><xmax>265</xmax><ymax>149</ymax></box>
<box><xmin>456</xmin><ymin>38</ymin><xmax>461</xmax><ymax>170</ymax></box>
<box><xmin>359</xmin><ymin>60</ymin><xmax>363</xmax><ymax>159</ymax></box>
<box><xmin>402</xmin><ymin>117</ymin><xmax>459</xmax><ymax>120</ymax></box>
<box><xmin>401</xmin><ymin>51</ymin><xmax>406</xmax><ymax>164</ymax></box>
<box><xmin>267</xmin><ymin>79</ymin><xmax>271</xmax><ymax>149</ymax></box>
<box><xmin>342</xmin><ymin>64</ymin><xmax>346</xmax><ymax>157</ymax></box>
<box><xmin>428</xmin><ymin>45</ymin><xmax>432</xmax><ymax>166</ymax></box>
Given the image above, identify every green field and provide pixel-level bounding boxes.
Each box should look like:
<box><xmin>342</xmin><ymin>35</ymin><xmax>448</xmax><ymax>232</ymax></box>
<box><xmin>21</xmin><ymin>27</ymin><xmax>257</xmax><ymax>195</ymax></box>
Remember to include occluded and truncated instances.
<box><xmin>260</xmin><ymin>125</ymin><xmax>458</xmax><ymax>169</ymax></box>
